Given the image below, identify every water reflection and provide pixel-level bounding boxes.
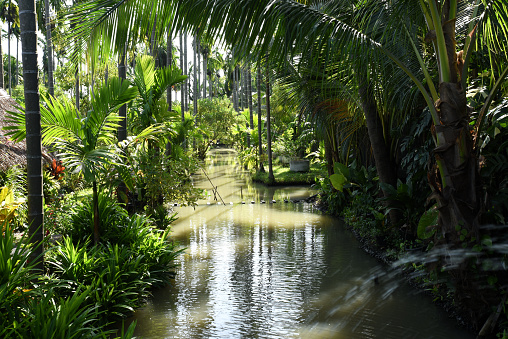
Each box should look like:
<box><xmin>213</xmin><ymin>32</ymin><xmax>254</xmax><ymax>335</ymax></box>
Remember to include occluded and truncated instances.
<box><xmin>128</xmin><ymin>149</ymin><xmax>472</xmax><ymax>339</ymax></box>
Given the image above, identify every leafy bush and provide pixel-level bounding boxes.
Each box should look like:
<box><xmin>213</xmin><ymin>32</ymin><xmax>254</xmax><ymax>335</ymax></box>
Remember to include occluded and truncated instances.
<box><xmin>47</xmin><ymin>220</ymin><xmax>181</xmax><ymax>322</ymax></box>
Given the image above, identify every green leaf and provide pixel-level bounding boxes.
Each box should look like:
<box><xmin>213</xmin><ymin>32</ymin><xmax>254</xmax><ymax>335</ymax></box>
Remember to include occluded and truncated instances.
<box><xmin>330</xmin><ymin>172</ymin><xmax>347</xmax><ymax>192</ymax></box>
<box><xmin>417</xmin><ymin>205</ymin><xmax>438</xmax><ymax>240</ymax></box>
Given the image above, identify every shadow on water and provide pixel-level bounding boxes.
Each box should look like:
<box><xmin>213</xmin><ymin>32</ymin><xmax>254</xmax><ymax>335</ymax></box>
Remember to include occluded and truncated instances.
<box><xmin>126</xmin><ymin>148</ymin><xmax>474</xmax><ymax>338</ymax></box>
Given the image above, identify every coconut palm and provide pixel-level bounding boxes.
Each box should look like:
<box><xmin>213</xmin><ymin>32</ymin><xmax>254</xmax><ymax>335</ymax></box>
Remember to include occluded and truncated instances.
<box><xmin>64</xmin><ymin>0</ymin><xmax>508</xmax><ymax>236</ymax></box>
<box><xmin>172</xmin><ymin>0</ymin><xmax>508</xmax><ymax>236</ymax></box>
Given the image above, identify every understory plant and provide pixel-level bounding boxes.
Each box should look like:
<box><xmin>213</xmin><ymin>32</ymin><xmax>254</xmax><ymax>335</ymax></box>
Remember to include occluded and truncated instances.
<box><xmin>1</xmin><ymin>225</ymin><xmax>136</xmax><ymax>338</ymax></box>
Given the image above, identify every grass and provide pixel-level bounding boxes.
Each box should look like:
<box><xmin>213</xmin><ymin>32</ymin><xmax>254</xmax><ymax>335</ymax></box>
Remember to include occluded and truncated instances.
<box><xmin>251</xmin><ymin>163</ymin><xmax>327</xmax><ymax>185</ymax></box>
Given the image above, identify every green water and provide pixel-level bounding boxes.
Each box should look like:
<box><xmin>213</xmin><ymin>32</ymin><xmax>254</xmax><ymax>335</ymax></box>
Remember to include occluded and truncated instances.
<box><xmin>127</xmin><ymin>149</ymin><xmax>473</xmax><ymax>339</ymax></box>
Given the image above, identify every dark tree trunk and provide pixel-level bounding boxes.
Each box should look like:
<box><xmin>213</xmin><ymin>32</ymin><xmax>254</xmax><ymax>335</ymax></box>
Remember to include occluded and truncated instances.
<box><xmin>75</xmin><ymin>63</ymin><xmax>80</xmax><ymax>115</ymax></box>
<box><xmin>257</xmin><ymin>65</ymin><xmax>264</xmax><ymax>172</ymax></box>
<box><xmin>8</xmin><ymin>22</ymin><xmax>11</xmax><ymax>95</ymax></box>
<box><xmin>431</xmin><ymin>4</ymin><xmax>480</xmax><ymax>243</ymax></box>
<box><xmin>167</xmin><ymin>28</ymin><xmax>172</xmax><ymax>111</ymax></box>
<box><xmin>117</xmin><ymin>49</ymin><xmax>127</xmax><ymax>202</ymax></box>
<box><xmin>203</xmin><ymin>53</ymin><xmax>207</xmax><ymax>99</ymax></box>
<box><xmin>358</xmin><ymin>80</ymin><xmax>400</xmax><ymax>227</ymax></box>
<box><xmin>19</xmin><ymin>0</ymin><xmax>44</xmax><ymax>271</ymax></box>
<box><xmin>184</xmin><ymin>33</ymin><xmax>188</xmax><ymax>111</ymax></box>
<box><xmin>247</xmin><ymin>65</ymin><xmax>253</xmax><ymax>147</ymax></box>
<box><xmin>93</xmin><ymin>181</ymin><xmax>100</xmax><ymax>245</ymax></box>
<box><xmin>180</xmin><ymin>33</ymin><xmax>185</xmax><ymax>122</ymax></box>
<box><xmin>118</xmin><ymin>50</ymin><xmax>127</xmax><ymax>141</ymax></box>
<box><xmin>266</xmin><ymin>65</ymin><xmax>274</xmax><ymax>184</ymax></box>
<box><xmin>193</xmin><ymin>36</ymin><xmax>198</xmax><ymax>116</ymax></box>
<box><xmin>197</xmin><ymin>38</ymin><xmax>201</xmax><ymax>99</ymax></box>
<box><xmin>0</xmin><ymin>35</ymin><xmax>3</xmax><ymax>89</ymax></box>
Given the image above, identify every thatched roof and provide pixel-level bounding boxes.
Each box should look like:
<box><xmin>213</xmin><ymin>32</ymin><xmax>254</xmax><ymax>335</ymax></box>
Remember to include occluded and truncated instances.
<box><xmin>0</xmin><ymin>89</ymin><xmax>52</xmax><ymax>173</ymax></box>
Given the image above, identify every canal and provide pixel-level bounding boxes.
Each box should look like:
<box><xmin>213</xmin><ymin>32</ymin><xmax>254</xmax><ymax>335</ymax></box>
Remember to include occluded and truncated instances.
<box><xmin>127</xmin><ymin>148</ymin><xmax>472</xmax><ymax>338</ymax></box>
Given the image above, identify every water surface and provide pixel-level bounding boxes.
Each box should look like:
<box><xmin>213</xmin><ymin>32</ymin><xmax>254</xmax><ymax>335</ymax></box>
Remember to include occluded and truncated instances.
<box><xmin>128</xmin><ymin>149</ymin><xmax>472</xmax><ymax>339</ymax></box>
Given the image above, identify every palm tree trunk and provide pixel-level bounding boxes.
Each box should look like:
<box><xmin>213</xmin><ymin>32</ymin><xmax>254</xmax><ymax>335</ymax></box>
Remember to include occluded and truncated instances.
<box><xmin>430</xmin><ymin>4</ymin><xmax>480</xmax><ymax>242</ymax></box>
<box><xmin>266</xmin><ymin>65</ymin><xmax>274</xmax><ymax>184</ymax></box>
<box><xmin>118</xmin><ymin>50</ymin><xmax>127</xmax><ymax>141</ymax></box>
<box><xmin>117</xmin><ymin>49</ymin><xmax>128</xmax><ymax>202</ymax></box>
<box><xmin>203</xmin><ymin>52</ymin><xmax>207</xmax><ymax>99</ymax></box>
<box><xmin>93</xmin><ymin>181</ymin><xmax>100</xmax><ymax>245</ymax></box>
<box><xmin>19</xmin><ymin>0</ymin><xmax>44</xmax><ymax>270</ymax></box>
<box><xmin>8</xmin><ymin>21</ymin><xmax>11</xmax><ymax>95</ymax></box>
<box><xmin>0</xmin><ymin>37</ymin><xmax>3</xmax><ymax>89</ymax></box>
<box><xmin>167</xmin><ymin>28</ymin><xmax>172</xmax><ymax>111</ymax></box>
<box><xmin>193</xmin><ymin>36</ymin><xmax>198</xmax><ymax>117</ymax></box>
<box><xmin>44</xmin><ymin>0</ymin><xmax>54</xmax><ymax>96</ymax></box>
<box><xmin>179</xmin><ymin>33</ymin><xmax>184</xmax><ymax>121</ymax></box>
<box><xmin>75</xmin><ymin>63</ymin><xmax>80</xmax><ymax>114</ymax></box>
<box><xmin>358</xmin><ymin>79</ymin><xmax>400</xmax><ymax>227</ymax></box>
<box><xmin>247</xmin><ymin>66</ymin><xmax>253</xmax><ymax>146</ymax></box>
<box><xmin>257</xmin><ymin>65</ymin><xmax>264</xmax><ymax>172</ymax></box>
<box><xmin>166</xmin><ymin>28</ymin><xmax>173</xmax><ymax>156</ymax></box>
<box><xmin>197</xmin><ymin>38</ymin><xmax>201</xmax><ymax>99</ymax></box>
<box><xmin>184</xmin><ymin>33</ymin><xmax>188</xmax><ymax>111</ymax></box>
<box><xmin>15</xmin><ymin>35</ymin><xmax>18</xmax><ymax>87</ymax></box>
<box><xmin>239</xmin><ymin>66</ymin><xmax>244</xmax><ymax>111</ymax></box>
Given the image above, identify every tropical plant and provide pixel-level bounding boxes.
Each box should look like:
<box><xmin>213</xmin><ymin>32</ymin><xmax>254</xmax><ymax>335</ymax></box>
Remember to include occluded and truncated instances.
<box><xmin>129</xmin><ymin>54</ymin><xmax>187</xmax><ymax>143</ymax></box>
<box><xmin>4</xmin><ymin>77</ymin><xmax>140</xmax><ymax>244</ymax></box>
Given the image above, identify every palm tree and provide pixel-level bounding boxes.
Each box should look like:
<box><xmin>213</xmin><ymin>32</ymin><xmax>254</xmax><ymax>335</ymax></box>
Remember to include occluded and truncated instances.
<box><xmin>18</xmin><ymin>0</ymin><xmax>43</xmax><ymax>270</ymax></box>
<box><xmin>130</xmin><ymin>55</ymin><xmax>186</xmax><ymax>136</ymax></box>
<box><xmin>63</xmin><ymin>0</ymin><xmax>508</xmax><ymax>238</ymax></box>
<box><xmin>6</xmin><ymin>78</ymin><xmax>139</xmax><ymax>245</ymax></box>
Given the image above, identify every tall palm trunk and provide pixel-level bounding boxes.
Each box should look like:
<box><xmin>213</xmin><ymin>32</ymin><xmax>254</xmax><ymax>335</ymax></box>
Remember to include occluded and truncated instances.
<box><xmin>117</xmin><ymin>49</ymin><xmax>127</xmax><ymax>202</ymax></box>
<box><xmin>257</xmin><ymin>65</ymin><xmax>264</xmax><ymax>172</ymax></box>
<box><xmin>166</xmin><ymin>28</ymin><xmax>173</xmax><ymax>156</ymax></box>
<box><xmin>93</xmin><ymin>181</ymin><xmax>99</xmax><ymax>245</ymax></box>
<box><xmin>203</xmin><ymin>51</ymin><xmax>207</xmax><ymax>99</ymax></box>
<box><xmin>75</xmin><ymin>63</ymin><xmax>80</xmax><ymax>114</ymax></box>
<box><xmin>8</xmin><ymin>19</ymin><xmax>11</xmax><ymax>95</ymax></box>
<box><xmin>183</xmin><ymin>33</ymin><xmax>188</xmax><ymax>111</ymax></box>
<box><xmin>265</xmin><ymin>65</ymin><xmax>274</xmax><ymax>184</ymax></box>
<box><xmin>426</xmin><ymin>3</ymin><xmax>480</xmax><ymax>241</ymax></box>
<box><xmin>15</xmin><ymin>34</ymin><xmax>18</xmax><ymax>87</ymax></box>
<box><xmin>239</xmin><ymin>66</ymin><xmax>244</xmax><ymax>110</ymax></box>
<box><xmin>358</xmin><ymin>79</ymin><xmax>400</xmax><ymax>226</ymax></box>
<box><xmin>0</xmin><ymin>37</ymin><xmax>3</xmax><ymax>89</ymax></box>
<box><xmin>118</xmin><ymin>50</ymin><xmax>127</xmax><ymax>141</ymax></box>
<box><xmin>193</xmin><ymin>36</ymin><xmax>198</xmax><ymax>117</ymax></box>
<box><xmin>247</xmin><ymin>65</ymin><xmax>253</xmax><ymax>145</ymax></box>
<box><xmin>179</xmin><ymin>33</ymin><xmax>184</xmax><ymax>121</ymax></box>
<box><xmin>197</xmin><ymin>38</ymin><xmax>201</xmax><ymax>99</ymax></box>
<box><xmin>44</xmin><ymin>0</ymin><xmax>54</xmax><ymax>96</ymax></box>
<box><xmin>19</xmin><ymin>0</ymin><xmax>44</xmax><ymax>270</ymax></box>
<box><xmin>167</xmin><ymin>28</ymin><xmax>172</xmax><ymax>111</ymax></box>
